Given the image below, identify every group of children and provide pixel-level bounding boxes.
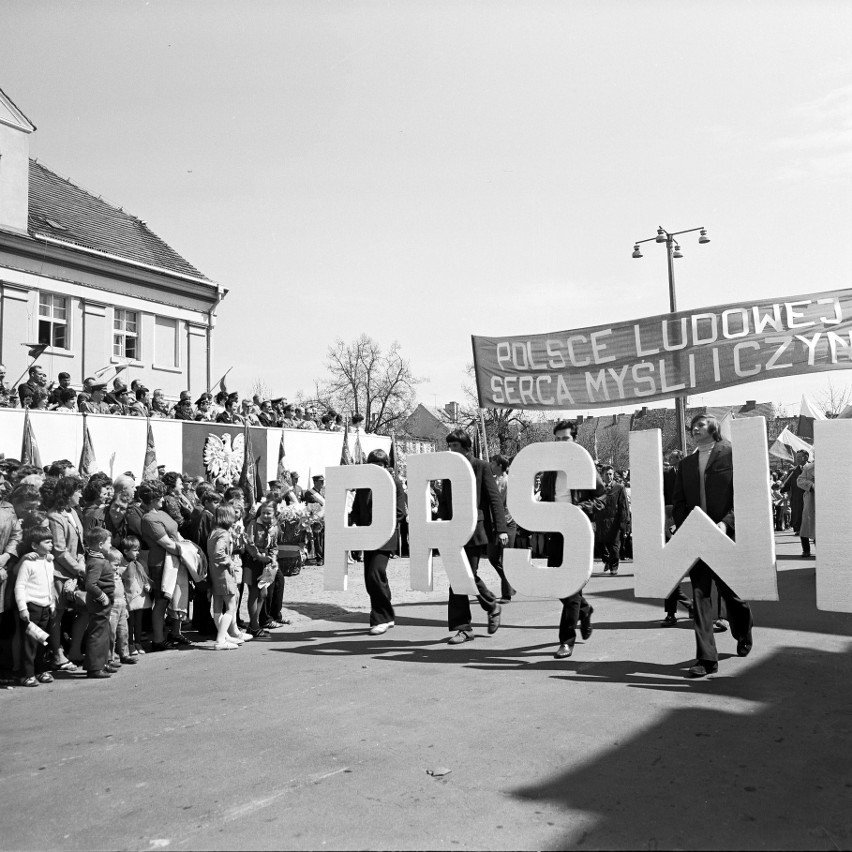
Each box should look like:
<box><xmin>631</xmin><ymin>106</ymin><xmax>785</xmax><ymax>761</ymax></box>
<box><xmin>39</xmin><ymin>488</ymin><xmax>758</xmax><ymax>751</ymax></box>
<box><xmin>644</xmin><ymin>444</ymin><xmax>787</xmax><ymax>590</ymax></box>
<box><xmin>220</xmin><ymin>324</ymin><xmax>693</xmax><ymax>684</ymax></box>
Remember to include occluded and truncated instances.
<box><xmin>15</xmin><ymin>527</ymin><xmax>151</xmax><ymax>683</ymax></box>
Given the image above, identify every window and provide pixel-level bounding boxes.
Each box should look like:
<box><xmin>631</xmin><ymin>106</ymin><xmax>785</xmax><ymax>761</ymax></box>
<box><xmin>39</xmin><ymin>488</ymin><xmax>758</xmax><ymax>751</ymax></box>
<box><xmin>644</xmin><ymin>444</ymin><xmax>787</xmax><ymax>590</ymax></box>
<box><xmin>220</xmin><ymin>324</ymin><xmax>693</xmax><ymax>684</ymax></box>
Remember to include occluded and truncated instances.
<box><xmin>38</xmin><ymin>293</ymin><xmax>68</xmax><ymax>349</ymax></box>
<box><xmin>114</xmin><ymin>309</ymin><xmax>139</xmax><ymax>360</ymax></box>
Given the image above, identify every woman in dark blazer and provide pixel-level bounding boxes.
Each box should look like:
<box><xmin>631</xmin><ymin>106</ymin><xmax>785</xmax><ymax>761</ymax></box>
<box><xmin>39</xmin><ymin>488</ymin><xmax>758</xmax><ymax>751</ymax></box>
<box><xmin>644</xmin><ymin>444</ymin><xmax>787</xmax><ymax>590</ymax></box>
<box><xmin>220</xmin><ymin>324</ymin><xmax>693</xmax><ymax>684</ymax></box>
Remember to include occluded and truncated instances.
<box><xmin>673</xmin><ymin>413</ymin><xmax>754</xmax><ymax>678</ymax></box>
<box><xmin>349</xmin><ymin>449</ymin><xmax>407</xmax><ymax>635</ymax></box>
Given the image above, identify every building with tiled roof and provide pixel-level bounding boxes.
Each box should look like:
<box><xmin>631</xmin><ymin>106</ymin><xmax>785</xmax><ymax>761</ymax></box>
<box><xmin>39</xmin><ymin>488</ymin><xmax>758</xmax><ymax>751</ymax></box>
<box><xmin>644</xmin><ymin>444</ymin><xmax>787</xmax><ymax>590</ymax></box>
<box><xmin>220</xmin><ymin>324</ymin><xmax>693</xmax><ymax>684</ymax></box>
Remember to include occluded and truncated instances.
<box><xmin>0</xmin><ymin>86</ymin><xmax>226</xmax><ymax>397</ymax></box>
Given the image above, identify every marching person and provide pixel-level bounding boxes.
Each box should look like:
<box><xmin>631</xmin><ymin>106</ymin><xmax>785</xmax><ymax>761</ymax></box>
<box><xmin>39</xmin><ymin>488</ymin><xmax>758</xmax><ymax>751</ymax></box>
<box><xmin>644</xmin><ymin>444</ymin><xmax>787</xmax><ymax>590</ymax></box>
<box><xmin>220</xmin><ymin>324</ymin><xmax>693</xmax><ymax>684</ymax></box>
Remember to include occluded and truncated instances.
<box><xmin>539</xmin><ymin>420</ymin><xmax>604</xmax><ymax>659</ymax></box>
<box><xmin>438</xmin><ymin>429</ymin><xmax>507</xmax><ymax>645</ymax></box>
<box><xmin>673</xmin><ymin>413</ymin><xmax>754</xmax><ymax>678</ymax></box>
<box><xmin>796</xmin><ymin>455</ymin><xmax>816</xmax><ymax>558</ymax></box>
<box><xmin>780</xmin><ymin>449</ymin><xmax>809</xmax><ymax>539</ymax></box>
<box><xmin>349</xmin><ymin>449</ymin><xmax>407</xmax><ymax>635</ymax></box>
<box><xmin>486</xmin><ymin>453</ymin><xmax>516</xmax><ymax>604</ymax></box>
<box><xmin>661</xmin><ymin>449</ymin><xmax>694</xmax><ymax>625</ymax></box>
<box><xmin>594</xmin><ymin>465</ymin><xmax>629</xmax><ymax>575</ymax></box>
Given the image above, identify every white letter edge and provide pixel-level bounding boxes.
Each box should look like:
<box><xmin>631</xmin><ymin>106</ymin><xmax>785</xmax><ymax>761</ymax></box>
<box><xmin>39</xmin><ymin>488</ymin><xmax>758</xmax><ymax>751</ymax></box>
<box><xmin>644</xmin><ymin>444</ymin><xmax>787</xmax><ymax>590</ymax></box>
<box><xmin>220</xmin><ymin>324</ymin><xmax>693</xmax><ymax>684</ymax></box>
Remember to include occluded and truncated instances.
<box><xmin>407</xmin><ymin>452</ymin><xmax>478</xmax><ymax>595</ymax></box>
<box><xmin>630</xmin><ymin>417</ymin><xmax>777</xmax><ymax>601</ymax></box>
<box><xmin>815</xmin><ymin>419</ymin><xmax>852</xmax><ymax>612</ymax></box>
<box><xmin>504</xmin><ymin>441</ymin><xmax>596</xmax><ymax>599</ymax></box>
<box><xmin>324</xmin><ymin>464</ymin><xmax>396</xmax><ymax>591</ymax></box>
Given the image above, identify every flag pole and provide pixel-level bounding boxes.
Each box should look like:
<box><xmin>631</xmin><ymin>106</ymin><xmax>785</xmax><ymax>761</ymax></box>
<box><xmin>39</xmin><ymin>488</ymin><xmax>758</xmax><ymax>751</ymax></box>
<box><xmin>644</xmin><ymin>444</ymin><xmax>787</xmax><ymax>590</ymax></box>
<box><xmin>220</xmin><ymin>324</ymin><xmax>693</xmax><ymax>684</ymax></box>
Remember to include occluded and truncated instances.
<box><xmin>207</xmin><ymin>366</ymin><xmax>233</xmax><ymax>396</ymax></box>
<box><xmin>478</xmin><ymin>409</ymin><xmax>490</xmax><ymax>461</ymax></box>
<box><xmin>9</xmin><ymin>344</ymin><xmax>48</xmax><ymax>392</ymax></box>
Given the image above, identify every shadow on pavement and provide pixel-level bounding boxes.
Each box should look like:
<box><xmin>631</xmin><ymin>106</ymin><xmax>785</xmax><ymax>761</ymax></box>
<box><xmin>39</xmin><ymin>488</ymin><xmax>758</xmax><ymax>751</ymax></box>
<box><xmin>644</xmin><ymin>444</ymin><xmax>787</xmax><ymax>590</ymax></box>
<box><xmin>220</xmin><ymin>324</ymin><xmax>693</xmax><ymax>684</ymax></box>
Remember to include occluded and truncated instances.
<box><xmin>510</xmin><ymin>645</ymin><xmax>852</xmax><ymax>851</ymax></box>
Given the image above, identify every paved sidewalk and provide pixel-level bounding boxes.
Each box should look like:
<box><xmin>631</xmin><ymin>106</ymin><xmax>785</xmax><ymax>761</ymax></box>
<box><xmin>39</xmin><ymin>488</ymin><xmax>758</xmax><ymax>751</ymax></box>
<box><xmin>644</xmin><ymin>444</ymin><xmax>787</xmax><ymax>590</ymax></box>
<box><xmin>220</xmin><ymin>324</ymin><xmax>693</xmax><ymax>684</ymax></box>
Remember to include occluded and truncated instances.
<box><xmin>2</xmin><ymin>532</ymin><xmax>851</xmax><ymax>850</ymax></box>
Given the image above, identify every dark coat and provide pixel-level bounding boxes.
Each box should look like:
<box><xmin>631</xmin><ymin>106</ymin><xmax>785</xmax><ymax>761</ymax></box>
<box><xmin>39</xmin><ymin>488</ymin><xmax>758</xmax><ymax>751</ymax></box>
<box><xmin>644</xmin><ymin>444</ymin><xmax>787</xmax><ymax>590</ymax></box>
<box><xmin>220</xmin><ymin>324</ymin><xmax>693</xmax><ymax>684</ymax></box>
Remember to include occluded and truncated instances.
<box><xmin>780</xmin><ymin>463</ymin><xmax>805</xmax><ymax>530</ymax></box>
<box><xmin>594</xmin><ymin>482</ymin><xmax>628</xmax><ymax>542</ymax></box>
<box><xmin>349</xmin><ymin>475</ymin><xmax>408</xmax><ymax>553</ymax></box>
<box><xmin>437</xmin><ymin>455</ymin><xmax>507</xmax><ymax>547</ymax></box>
<box><xmin>672</xmin><ymin>440</ymin><xmax>735</xmax><ymax>534</ymax></box>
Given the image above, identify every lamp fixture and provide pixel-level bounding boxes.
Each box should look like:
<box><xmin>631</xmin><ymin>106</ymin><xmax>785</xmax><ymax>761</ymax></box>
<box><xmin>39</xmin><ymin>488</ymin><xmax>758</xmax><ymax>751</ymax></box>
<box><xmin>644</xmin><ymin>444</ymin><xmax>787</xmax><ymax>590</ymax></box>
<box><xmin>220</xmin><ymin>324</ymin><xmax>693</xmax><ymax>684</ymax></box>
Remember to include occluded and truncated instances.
<box><xmin>673</xmin><ymin>244</ymin><xmax>683</xmax><ymax>258</ymax></box>
<box><xmin>655</xmin><ymin>228</ymin><xmax>667</xmax><ymax>243</ymax></box>
<box><xmin>632</xmin><ymin>245</ymin><xmax>643</xmax><ymax>258</ymax></box>
<box><xmin>698</xmin><ymin>228</ymin><xmax>710</xmax><ymax>244</ymax></box>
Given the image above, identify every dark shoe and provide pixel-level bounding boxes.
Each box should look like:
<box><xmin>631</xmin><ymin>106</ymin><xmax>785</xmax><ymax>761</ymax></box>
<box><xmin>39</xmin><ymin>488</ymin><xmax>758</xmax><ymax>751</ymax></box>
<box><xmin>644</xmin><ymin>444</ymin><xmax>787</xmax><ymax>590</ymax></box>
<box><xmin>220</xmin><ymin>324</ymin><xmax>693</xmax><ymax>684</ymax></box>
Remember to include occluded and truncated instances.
<box><xmin>448</xmin><ymin>630</ymin><xmax>474</xmax><ymax>645</ymax></box>
<box><xmin>801</xmin><ymin>552</ymin><xmax>812</xmax><ymax>558</ymax></box>
<box><xmin>168</xmin><ymin>634</ymin><xmax>192</xmax><ymax>646</ymax></box>
<box><xmin>687</xmin><ymin>661</ymin><xmax>718</xmax><ymax>678</ymax></box>
<box><xmin>487</xmin><ymin>605</ymin><xmax>502</xmax><ymax>635</ymax></box>
<box><xmin>737</xmin><ymin>634</ymin><xmax>753</xmax><ymax>657</ymax></box>
<box><xmin>580</xmin><ymin>606</ymin><xmax>594</xmax><ymax>640</ymax></box>
<box><xmin>36</xmin><ymin>672</ymin><xmax>54</xmax><ymax>683</ymax></box>
<box><xmin>249</xmin><ymin>628</ymin><xmax>271</xmax><ymax>639</ymax></box>
<box><xmin>119</xmin><ymin>656</ymin><xmax>139</xmax><ymax>665</ymax></box>
<box><xmin>86</xmin><ymin>670</ymin><xmax>111</xmax><ymax>679</ymax></box>
<box><xmin>554</xmin><ymin>643</ymin><xmax>573</xmax><ymax>659</ymax></box>
<box><xmin>662</xmin><ymin>614</ymin><xmax>678</xmax><ymax>626</ymax></box>
<box><xmin>104</xmin><ymin>663</ymin><xmax>120</xmax><ymax>673</ymax></box>
<box><xmin>149</xmin><ymin>641</ymin><xmax>170</xmax><ymax>653</ymax></box>
<box><xmin>20</xmin><ymin>676</ymin><xmax>39</xmax><ymax>687</ymax></box>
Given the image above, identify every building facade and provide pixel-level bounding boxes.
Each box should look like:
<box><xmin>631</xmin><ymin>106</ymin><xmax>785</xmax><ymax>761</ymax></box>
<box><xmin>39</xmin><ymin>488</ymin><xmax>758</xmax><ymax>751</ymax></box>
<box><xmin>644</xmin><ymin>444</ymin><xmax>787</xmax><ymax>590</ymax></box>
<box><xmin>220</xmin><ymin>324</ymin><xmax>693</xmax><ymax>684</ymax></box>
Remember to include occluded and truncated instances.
<box><xmin>0</xmin><ymin>87</ymin><xmax>225</xmax><ymax>400</ymax></box>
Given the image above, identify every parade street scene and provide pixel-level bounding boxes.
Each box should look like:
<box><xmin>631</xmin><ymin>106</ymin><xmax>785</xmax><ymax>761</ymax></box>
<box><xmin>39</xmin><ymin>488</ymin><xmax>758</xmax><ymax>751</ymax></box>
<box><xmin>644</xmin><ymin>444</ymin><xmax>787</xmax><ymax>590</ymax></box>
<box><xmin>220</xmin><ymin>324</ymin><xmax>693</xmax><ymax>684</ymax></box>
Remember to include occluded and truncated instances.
<box><xmin>1</xmin><ymin>2</ymin><xmax>851</xmax><ymax>851</ymax></box>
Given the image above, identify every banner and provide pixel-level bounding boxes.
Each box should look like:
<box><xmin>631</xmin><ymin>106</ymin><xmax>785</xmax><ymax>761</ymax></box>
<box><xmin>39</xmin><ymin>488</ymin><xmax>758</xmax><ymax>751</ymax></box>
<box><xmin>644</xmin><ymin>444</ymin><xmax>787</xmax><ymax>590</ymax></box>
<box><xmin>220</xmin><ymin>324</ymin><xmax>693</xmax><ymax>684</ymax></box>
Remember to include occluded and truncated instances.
<box><xmin>472</xmin><ymin>287</ymin><xmax>852</xmax><ymax>410</ymax></box>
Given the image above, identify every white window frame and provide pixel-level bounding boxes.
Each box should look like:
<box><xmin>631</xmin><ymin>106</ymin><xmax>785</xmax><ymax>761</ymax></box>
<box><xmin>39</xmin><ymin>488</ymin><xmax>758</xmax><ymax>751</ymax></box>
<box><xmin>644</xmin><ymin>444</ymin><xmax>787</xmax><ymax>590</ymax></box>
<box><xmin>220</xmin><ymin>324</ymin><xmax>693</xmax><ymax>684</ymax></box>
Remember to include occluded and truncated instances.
<box><xmin>37</xmin><ymin>292</ymin><xmax>70</xmax><ymax>351</ymax></box>
<box><xmin>113</xmin><ymin>308</ymin><xmax>140</xmax><ymax>361</ymax></box>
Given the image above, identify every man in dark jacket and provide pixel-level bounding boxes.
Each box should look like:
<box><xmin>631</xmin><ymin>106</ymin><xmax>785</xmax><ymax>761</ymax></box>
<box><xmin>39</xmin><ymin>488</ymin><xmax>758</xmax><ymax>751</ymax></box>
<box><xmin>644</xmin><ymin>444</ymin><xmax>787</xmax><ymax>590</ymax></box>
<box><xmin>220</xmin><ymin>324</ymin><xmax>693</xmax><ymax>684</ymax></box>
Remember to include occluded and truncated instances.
<box><xmin>594</xmin><ymin>465</ymin><xmax>629</xmax><ymax>575</ymax></box>
<box><xmin>673</xmin><ymin>414</ymin><xmax>754</xmax><ymax>678</ymax></box>
<box><xmin>349</xmin><ymin>449</ymin><xmax>407</xmax><ymax>635</ymax></box>
<box><xmin>438</xmin><ymin>429</ymin><xmax>508</xmax><ymax>645</ymax></box>
<box><xmin>780</xmin><ymin>450</ymin><xmax>809</xmax><ymax>535</ymax></box>
<box><xmin>540</xmin><ymin>420</ymin><xmax>605</xmax><ymax>659</ymax></box>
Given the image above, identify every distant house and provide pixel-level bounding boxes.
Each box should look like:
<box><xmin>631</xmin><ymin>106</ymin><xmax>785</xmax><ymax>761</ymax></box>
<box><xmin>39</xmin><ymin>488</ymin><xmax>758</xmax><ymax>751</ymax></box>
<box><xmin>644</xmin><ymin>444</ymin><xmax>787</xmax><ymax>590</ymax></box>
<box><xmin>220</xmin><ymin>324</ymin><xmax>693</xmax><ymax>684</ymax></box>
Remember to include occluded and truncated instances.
<box><xmin>0</xmin><ymin>86</ymin><xmax>226</xmax><ymax>398</ymax></box>
<box><xmin>402</xmin><ymin>401</ymin><xmax>461</xmax><ymax>447</ymax></box>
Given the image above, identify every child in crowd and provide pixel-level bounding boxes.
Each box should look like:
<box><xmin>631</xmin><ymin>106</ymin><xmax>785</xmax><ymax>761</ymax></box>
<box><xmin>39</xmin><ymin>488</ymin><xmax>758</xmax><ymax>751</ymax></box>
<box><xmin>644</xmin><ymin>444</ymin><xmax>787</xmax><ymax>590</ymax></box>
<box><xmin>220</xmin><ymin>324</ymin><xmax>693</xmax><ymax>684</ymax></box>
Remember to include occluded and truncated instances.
<box><xmin>122</xmin><ymin>535</ymin><xmax>151</xmax><ymax>655</ymax></box>
<box><xmin>14</xmin><ymin>527</ymin><xmax>57</xmax><ymax>686</ymax></box>
<box><xmin>84</xmin><ymin>527</ymin><xmax>116</xmax><ymax>679</ymax></box>
<box><xmin>107</xmin><ymin>547</ymin><xmax>136</xmax><ymax>667</ymax></box>
<box><xmin>207</xmin><ymin>504</ymin><xmax>242</xmax><ymax>650</ymax></box>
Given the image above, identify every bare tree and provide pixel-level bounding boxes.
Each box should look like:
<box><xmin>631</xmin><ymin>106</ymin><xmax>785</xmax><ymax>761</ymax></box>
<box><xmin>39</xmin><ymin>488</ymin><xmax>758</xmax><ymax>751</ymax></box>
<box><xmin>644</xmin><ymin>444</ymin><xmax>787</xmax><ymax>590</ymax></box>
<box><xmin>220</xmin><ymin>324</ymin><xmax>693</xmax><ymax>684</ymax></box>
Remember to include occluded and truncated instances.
<box><xmin>315</xmin><ymin>335</ymin><xmax>424</xmax><ymax>433</ymax></box>
<box><xmin>250</xmin><ymin>377</ymin><xmax>272</xmax><ymax>400</ymax></box>
<box><xmin>460</xmin><ymin>363</ymin><xmax>546</xmax><ymax>455</ymax></box>
<box><xmin>815</xmin><ymin>378</ymin><xmax>852</xmax><ymax>418</ymax></box>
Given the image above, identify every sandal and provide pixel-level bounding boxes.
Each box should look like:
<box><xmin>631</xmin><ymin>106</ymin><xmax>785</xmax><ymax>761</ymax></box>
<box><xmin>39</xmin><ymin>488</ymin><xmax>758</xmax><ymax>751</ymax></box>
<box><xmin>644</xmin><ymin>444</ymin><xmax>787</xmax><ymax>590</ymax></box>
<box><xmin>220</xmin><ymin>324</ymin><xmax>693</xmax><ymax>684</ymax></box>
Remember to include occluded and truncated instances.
<box><xmin>250</xmin><ymin>628</ymin><xmax>271</xmax><ymax>639</ymax></box>
<box><xmin>55</xmin><ymin>661</ymin><xmax>78</xmax><ymax>672</ymax></box>
<box><xmin>36</xmin><ymin>672</ymin><xmax>54</xmax><ymax>684</ymax></box>
<box><xmin>21</xmin><ymin>676</ymin><xmax>39</xmax><ymax>687</ymax></box>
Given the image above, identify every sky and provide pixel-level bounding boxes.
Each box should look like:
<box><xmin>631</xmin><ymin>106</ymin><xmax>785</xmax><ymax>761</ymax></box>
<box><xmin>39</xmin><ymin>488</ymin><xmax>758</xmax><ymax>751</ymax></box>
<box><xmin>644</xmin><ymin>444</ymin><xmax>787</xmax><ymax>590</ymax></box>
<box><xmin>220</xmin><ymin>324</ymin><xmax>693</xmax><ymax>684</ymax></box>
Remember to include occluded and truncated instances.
<box><xmin>2</xmin><ymin>0</ymin><xmax>852</xmax><ymax>417</ymax></box>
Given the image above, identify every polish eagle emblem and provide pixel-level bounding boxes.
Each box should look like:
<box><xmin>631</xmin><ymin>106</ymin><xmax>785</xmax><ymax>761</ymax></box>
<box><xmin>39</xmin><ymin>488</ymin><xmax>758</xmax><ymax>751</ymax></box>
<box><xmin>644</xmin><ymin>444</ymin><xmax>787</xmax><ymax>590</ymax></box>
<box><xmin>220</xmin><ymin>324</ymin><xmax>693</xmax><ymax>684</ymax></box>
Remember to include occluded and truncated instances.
<box><xmin>203</xmin><ymin>432</ymin><xmax>245</xmax><ymax>483</ymax></box>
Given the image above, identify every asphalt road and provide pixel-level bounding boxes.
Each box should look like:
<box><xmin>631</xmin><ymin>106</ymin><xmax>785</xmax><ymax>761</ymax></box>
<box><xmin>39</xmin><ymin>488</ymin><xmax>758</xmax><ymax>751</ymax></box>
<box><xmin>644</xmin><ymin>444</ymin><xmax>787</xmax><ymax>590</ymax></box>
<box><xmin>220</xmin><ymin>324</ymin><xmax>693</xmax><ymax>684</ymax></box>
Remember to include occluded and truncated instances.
<box><xmin>2</xmin><ymin>531</ymin><xmax>851</xmax><ymax>851</ymax></box>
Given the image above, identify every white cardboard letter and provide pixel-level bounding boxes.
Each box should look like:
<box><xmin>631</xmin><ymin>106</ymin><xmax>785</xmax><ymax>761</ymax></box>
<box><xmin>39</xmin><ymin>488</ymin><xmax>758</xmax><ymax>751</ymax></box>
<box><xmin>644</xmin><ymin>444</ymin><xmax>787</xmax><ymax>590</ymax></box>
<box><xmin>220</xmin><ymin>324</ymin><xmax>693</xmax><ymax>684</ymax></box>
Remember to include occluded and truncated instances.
<box><xmin>407</xmin><ymin>452</ymin><xmax>478</xmax><ymax>595</ymax></box>
<box><xmin>504</xmin><ymin>442</ymin><xmax>596</xmax><ymax>598</ymax></box>
<box><xmin>814</xmin><ymin>419</ymin><xmax>852</xmax><ymax>612</ymax></box>
<box><xmin>630</xmin><ymin>417</ymin><xmax>777</xmax><ymax>600</ymax></box>
<box><xmin>324</xmin><ymin>464</ymin><xmax>396</xmax><ymax>591</ymax></box>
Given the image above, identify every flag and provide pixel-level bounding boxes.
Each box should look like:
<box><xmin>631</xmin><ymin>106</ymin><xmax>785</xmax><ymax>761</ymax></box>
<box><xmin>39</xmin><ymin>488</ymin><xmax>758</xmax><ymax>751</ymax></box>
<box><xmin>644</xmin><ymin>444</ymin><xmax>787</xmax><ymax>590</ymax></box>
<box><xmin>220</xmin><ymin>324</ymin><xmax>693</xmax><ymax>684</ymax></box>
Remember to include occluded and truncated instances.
<box><xmin>276</xmin><ymin>429</ymin><xmax>290</xmax><ymax>486</ymax></box>
<box><xmin>389</xmin><ymin>432</ymin><xmax>398</xmax><ymax>472</ymax></box>
<box><xmin>79</xmin><ymin>418</ymin><xmax>98</xmax><ymax>476</ymax></box>
<box><xmin>21</xmin><ymin>408</ymin><xmax>42</xmax><ymax>469</ymax></box>
<box><xmin>92</xmin><ymin>362</ymin><xmax>128</xmax><ymax>382</ymax></box>
<box><xmin>254</xmin><ymin>455</ymin><xmax>264</xmax><ymax>503</ymax></box>
<box><xmin>353</xmin><ymin>427</ymin><xmax>365</xmax><ymax>464</ymax></box>
<box><xmin>238</xmin><ymin>421</ymin><xmax>258</xmax><ymax>509</ymax></box>
<box><xmin>142</xmin><ymin>419</ymin><xmax>158</xmax><ymax>481</ymax></box>
<box><xmin>769</xmin><ymin>426</ymin><xmax>813</xmax><ymax>462</ymax></box>
<box><xmin>23</xmin><ymin>342</ymin><xmax>48</xmax><ymax>361</ymax></box>
<box><xmin>797</xmin><ymin>394</ymin><xmax>826</xmax><ymax>441</ymax></box>
<box><xmin>718</xmin><ymin>408</ymin><xmax>735</xmax><ymax>441</ymax></box>
<box><xmin>340</xmin><ymin>421</ymin><xmax>353</xmax><ymax>465</ymax></box>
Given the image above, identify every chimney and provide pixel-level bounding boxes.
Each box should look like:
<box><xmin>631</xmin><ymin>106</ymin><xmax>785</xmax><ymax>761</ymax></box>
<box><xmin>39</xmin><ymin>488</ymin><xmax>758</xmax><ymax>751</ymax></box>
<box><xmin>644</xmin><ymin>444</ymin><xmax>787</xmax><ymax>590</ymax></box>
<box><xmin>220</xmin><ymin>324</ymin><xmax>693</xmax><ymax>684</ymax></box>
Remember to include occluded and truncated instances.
<box><xmin>0</xmin><ymin>88</ymin><xmax>35</xmax><ymax>235</ymax></box>
<box><xmin>742</xmin><ymin>400</ymin><xmax>757</xmax><ymax>412</ymax></box>
<box><xmin>576</xmin><ymin>415</ymin><xmax>584</xmax><ymax>424</ymax></box>
<box><xmin>444</xmin><ymin>401</ymin><xmax>460</xmax><ymax>422</ymax></box>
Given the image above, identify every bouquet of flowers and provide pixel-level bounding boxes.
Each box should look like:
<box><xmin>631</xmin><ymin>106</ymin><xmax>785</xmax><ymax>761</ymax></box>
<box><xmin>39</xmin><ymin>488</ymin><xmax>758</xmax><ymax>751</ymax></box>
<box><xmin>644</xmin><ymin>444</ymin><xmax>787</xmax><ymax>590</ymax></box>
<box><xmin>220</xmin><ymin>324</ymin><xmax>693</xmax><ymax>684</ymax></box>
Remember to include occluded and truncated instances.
<box><xmin>277</xmin><ymin>502</ymin><xmax>322</xmax><ymax>543</ymax></box>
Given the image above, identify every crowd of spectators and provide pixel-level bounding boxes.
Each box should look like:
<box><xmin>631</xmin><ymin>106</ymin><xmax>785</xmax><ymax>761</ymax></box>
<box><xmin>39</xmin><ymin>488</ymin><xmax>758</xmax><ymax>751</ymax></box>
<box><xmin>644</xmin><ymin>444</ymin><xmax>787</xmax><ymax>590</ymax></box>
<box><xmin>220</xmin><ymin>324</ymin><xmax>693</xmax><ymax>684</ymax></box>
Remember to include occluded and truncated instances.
<box><xmin>0</xmin><ymin>456</ymin><xmax>326</xmax><ymax>686</ymax></box>
<box><xmin>0</xmin><ymin>364</ymin><xmax>352</xmax><ymax>430</ymax></box>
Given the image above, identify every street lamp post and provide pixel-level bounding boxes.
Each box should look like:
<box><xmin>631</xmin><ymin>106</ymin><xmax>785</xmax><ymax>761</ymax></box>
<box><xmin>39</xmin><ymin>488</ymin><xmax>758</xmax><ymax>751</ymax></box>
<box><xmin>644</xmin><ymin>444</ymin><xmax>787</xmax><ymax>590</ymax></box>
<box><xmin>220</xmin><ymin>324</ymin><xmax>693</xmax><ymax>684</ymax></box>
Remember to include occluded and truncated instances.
<box><xmin>632</xmin><ymin>226</ymin><xmax>711</xmax><ymax>452</ymax></box>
